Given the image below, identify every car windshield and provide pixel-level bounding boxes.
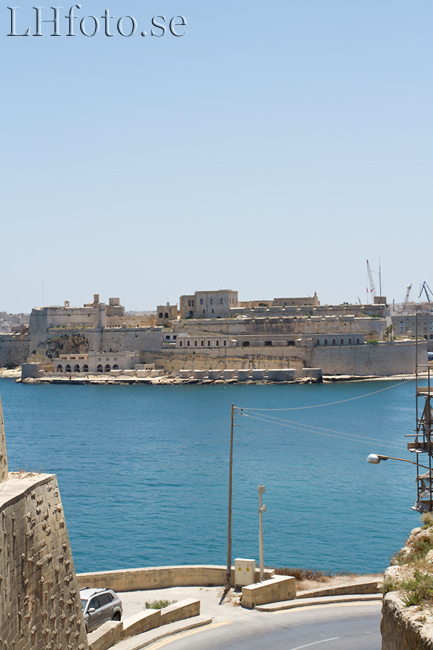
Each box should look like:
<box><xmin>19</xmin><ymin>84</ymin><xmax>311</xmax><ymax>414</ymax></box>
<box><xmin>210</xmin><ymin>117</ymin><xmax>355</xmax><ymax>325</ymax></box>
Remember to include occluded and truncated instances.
<box><xmin>81</xmin><ymin>599</ymin><xmax>88</xmax><ymax>611</ymax></box>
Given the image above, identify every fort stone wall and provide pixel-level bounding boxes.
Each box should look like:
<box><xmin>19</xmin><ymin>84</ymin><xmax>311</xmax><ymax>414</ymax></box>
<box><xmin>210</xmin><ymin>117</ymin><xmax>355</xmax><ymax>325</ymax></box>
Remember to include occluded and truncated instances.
<box><xmin>0</xmin><ymin>334</ymin><xmax>30</xmax><ymax>368</ymax></box>
<box><xmin>0</xmin><ymin>397</ymin><xmax>88</xmax><ymax>650</ymax></box>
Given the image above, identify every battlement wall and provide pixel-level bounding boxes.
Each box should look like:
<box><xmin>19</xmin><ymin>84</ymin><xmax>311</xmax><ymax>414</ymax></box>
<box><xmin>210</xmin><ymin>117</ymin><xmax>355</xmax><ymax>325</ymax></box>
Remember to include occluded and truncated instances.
<box><xmin>0</xmin><ymin>472</ymin><xmax>88</xmax><ymax>650</ymax></box>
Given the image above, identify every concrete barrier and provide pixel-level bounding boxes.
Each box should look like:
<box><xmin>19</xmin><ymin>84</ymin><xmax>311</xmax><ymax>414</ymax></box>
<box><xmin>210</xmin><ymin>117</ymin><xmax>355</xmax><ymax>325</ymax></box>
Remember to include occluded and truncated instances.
<box><xmin>88</xmin><ymin>621</ymin><xmax>123</xmax><ymax>650</ymax></box>
<box><xmin>237</xmin><ymin>370</ymin><xmax>250</xmax><ymax>381</ymax></box>
<box><xmin>179</xmin><ymin>370</ymin><xmax>193</xmax><ymax>379</ymax></box>
<box><xmin>267</xmin><ymin>369</ymin><xmax>296</xmax><ymax>381</ymax></box>
<box><xmin>208</xmin><ymin>370</ymin><xmax>222</xmax><ymax>380</ymax></box>
<box><xmin>159</xmin><ymin>598</ymin><xmax>200</xmax><ymax>626</ymax></box>
<box><xmin>193</xmin><ymin>370</ymin><xmax>207</xmax><ymax>379</ymax></box>
<box><xmin>252</xmin><ymin>369</ymin><xmax>266</xmax><ymax>380</ymax></box>
<box><xmin>302</xmin><ymin>368</ymin><xmax>322</xmax><ymax>381</ymax></box>
<box><xmin>77</xmin><ymin>565</ymin><xmax>275</xmax><ymax>592</ymax></box>
<box><xmin>223</xmin><ymin>370</ymin><xmax>236</xmax><ymax>380</ymax></box>
<box><xmin>88</xmin><ymin>599</ymin><xmax>201</xmax><ymax>650</ymax></box>
<box><xmin>242</xmin><ymin>575</ymin><xmax>296</xmax><ymax>609</ymax></box>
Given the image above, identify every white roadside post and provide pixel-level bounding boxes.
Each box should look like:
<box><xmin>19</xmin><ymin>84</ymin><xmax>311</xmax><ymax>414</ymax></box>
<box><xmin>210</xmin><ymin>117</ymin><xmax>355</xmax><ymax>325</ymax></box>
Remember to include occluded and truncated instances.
<box><xmin>258</xmin><ymin>484</ymin><xmax>266</xmax><ymax>581</ymax></box>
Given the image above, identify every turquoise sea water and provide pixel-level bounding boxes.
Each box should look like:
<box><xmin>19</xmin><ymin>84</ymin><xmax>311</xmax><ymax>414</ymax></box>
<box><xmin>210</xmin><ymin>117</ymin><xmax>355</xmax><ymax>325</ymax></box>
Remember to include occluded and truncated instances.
<box><xmin>0</xmin><ymin>378</ymin><xmax>420</xmax><ymax>575</ymax></box>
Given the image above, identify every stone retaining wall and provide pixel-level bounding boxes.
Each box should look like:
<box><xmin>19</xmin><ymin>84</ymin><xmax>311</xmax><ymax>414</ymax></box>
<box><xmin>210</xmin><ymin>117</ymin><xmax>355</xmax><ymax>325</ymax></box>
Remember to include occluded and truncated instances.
<box><xmin>77</xmin><ymin>565</ymin><xmax>274</xmax><ymax>592</ymax></box>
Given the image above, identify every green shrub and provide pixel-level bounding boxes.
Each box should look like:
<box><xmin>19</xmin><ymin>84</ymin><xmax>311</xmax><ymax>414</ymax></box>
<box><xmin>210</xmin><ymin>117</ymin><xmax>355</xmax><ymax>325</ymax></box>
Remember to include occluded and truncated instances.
<box><xmin>145</xmin><ymin>599</ymin><xmax>176</xmax><ymax>609</ymax></box>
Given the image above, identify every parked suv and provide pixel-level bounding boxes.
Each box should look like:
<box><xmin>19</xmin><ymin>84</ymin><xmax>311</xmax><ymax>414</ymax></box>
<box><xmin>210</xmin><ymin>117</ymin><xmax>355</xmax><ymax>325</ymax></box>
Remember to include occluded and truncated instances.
<box><xmin>80</xmin><ymin>587</ymin><xmax>123</xmax><ymax>633</ymax></box>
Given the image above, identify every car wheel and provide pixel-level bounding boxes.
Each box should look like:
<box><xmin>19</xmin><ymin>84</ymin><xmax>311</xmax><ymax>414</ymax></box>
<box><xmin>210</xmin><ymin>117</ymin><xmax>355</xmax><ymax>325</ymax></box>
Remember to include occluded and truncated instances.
<box><xmin>112</xmin><ymin>612</ymin><xmax>121</xmax><ymax>621</ymax></box>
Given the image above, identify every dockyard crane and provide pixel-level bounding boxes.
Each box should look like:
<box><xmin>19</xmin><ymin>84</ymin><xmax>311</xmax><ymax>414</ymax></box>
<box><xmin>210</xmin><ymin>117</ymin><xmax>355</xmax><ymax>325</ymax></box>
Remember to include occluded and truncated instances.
<box><xmin>400</xmin><ymin>284</ymin><xmax>412</xmax><ymax>311</ymax></box>
<box><xmin>418</xmin><ymin>281</ymin><xmax>433</xmax><ymax>303</ymax></box>
<box><xmin>366</xmin><ymin>260</ymin><xmax>376</xmax><ymax>299</ymax></box>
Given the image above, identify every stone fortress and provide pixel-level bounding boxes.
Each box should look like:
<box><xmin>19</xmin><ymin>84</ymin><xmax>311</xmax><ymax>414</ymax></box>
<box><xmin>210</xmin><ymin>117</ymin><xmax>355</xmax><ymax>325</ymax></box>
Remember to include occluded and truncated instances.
<box><xmin>0</xmin><ymin>396</ymin><xmax>89</xmax><ymax>650</ymax></box>
<box><xmin>0</xmin><ymin>289</ymin><xmax>429</xmax><ymax>378</ymax></box>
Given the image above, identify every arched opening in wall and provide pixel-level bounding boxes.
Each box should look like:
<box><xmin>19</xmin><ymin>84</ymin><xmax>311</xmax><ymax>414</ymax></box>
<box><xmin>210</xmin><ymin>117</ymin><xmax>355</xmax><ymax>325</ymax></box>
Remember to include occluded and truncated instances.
<box><xmin>97</xmin><ymin>364</ymin><xmax>103</xmax><ymax>373</ymax></box>
<box><xmin>324</xmin><ymin>339</ymin><xmax>328</xmax><ymax>345</ymax></box>
<box><xmin>105</xmin><ymin>364</ymin><xmax>111</xmax><ymax>373</ymax></box>
<box><xmin>57</xmin><ymin>365</ymin><xmax>62</xmax><ymax>373</ymax></box>
<box><xmin>74</xmin><ymin>365</ymin><xmax>80</xmax><ymax>373</ymax></box>
<box><xmin>83</xmin><ymin>364</ymin><xmax>89</xmax><ymax>373</ymax></box>
<box><xmin>288</xmin><ymin>341</ymin><xmax>295</xmax><ymax>346</ymax></box>
<box><xmin>430</xmin><ymin>335</ymin><xmax>433</xmax><ymax>340</ymax></box>
<box><xmin>332</xmin><ymin>339</ymin><xmax>336</xmax><ymax>345</ymax></box>
<box><xmin>113</xmin><ymin>364</ymin><xmax>119</xmax><ymax>370</ymax></box>
<box><xmin>65</xmin><ymin>365</ymin><xmax>71</xmax><ymax>373</ymax></box>
<box><xmin>165</xmin><ymin>313</ymin><xmax>169</xmax><ymax>319</ymax></box>
<box><xmin>159</xmin><ymin>313</ymin><xmax>163</xmax><ymax>319</ymax></box>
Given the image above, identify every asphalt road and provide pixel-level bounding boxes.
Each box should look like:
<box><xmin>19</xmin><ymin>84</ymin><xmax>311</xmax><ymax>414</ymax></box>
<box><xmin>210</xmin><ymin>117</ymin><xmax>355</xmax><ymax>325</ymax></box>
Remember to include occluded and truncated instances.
<box><xmin>146</xmin><ymin>602</ymin><xmax>381</xmax><ymax>650</ymax></box>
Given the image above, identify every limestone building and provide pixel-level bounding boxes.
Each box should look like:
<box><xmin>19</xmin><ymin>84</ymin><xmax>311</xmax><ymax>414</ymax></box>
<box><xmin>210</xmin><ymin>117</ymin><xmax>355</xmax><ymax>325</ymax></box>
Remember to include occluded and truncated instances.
<box><xmin>179</xmin><ymin>290</ymin><xmax>238</xmax><ymax>319</ymax></box>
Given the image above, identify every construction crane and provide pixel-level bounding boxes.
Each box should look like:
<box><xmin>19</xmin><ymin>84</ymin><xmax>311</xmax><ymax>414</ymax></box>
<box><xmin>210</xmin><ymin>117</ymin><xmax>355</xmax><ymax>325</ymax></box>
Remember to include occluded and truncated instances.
<box><xmin>366</xmin><ymin>260</ymin><xmax>376</xmax><ymax>300</ymax></box>
<box><xmin>418</xmin><ymin>281</ymin><xmax>433</xmax><ymax>303</ymax></box>
<box><xmin>403</xmin><ymin>284</ymin><xmax>412</xmax><ymax>308</ymax></box>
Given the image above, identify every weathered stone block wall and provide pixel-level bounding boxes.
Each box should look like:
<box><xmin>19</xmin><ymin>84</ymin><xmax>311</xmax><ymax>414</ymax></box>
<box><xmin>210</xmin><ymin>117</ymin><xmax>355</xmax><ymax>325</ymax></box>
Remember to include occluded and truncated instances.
<box><xmin>0</xmin><ymin>395</ymin><xmax>7</xmax><ymax>482</ymax></box>
<box><xmin>0</xmin><ymin>335</ymin><xmax>30</xmax><ymax>368</ymax></box>
<box><xmin>312</xmin><ymin>341</ymin><xmax>423</xmax><ymax>376</ymax></box>
<box><xmin>0</xmin><ymin>472</ymin><xmax>88</xmax><ymax>650</ymax></box>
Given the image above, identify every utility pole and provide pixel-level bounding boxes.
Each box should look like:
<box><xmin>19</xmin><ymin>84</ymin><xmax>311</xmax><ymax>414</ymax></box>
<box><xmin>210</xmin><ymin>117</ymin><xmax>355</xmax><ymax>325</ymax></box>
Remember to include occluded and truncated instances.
<box><xmin>226</xmin><ymin>404</ymin><xmax>235</xmax><ymax>588</ymax></box>
<box><xmin>258</xmin><ymin>485</ymin><xmax>266</xmax><ymax>581</ymax></box>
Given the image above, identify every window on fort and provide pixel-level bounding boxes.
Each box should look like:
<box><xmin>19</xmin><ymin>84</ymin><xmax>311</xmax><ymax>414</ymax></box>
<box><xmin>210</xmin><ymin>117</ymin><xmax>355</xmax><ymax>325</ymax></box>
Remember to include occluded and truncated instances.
<box><xmin>187</xmin><ymin>341</ymin><xmax>190</xmax><ymax>346</ymax></box>
<box><xmin>74</xmin><ymin>365</ymin><xmax>80</xmax><ymax>373</ymax></box>
<box><xmin>200</xmin><ymin>299</ymin><xmax>203</xmax><ymax>305</ymax></box>
<box><xmin>165</xmin><ymin>335</ymin><xmax>170</xmax><ymax>340</ymax></box>
<box><xmin>216</xmin><ymin>341</ymin><xmax>219</xmax><ymax>346</ymax></box>
<box><xmin>159</xmin><ymin>313</ymin><xmax>163</xmax><ymax>318</ymax></box>
<box><xmin>288</xmin><ymin>341</ymin><xmax>295</xmax><ymax>346</ymax></box>
<box><xmin>57</xmin><ymin>365</ymin><xmax>62</xmax><ymax>372</ymax></box>
<box><xmin>349</xmin><ymin>339</ymin><xmax>352</xmax><ymax>344</ymax></box>
<box><xmin>265</xmin><ymin>341</ymin><xmax>272</xmax><ymax>346</ymax></box>
<box><xmin>65</xmin><ymin>365</ymin><xmax>71</xmax><ymax>372</ymax></box>
<box><xmin>97</xmin><ymin>364</ymin><xmax>103</xmax><ymax>372</ymax></box>
<box><xmin>224</xmin><ymin>340</ymin><xmax>226</xmax><ymax>346</ymax></box>
<box><xmin>212</xmin><ymin>309</ymin><xmax>215</xmax><ymax>314</ymax></box>
<box><xmin>195</xmin><ymin>341</ymin><xmax>197</xmax><ymax>346</ymax></box>
<box><xmin>220</xmin><ymin>298</ymin><xmax>223</xmax><ymax>305</ymax></box>
<box><xmin>112</xmin><ymin>364</ymin><xmax>118</xmax><ymax>370</ymax></box>
<box><xmin>203</xmin><ymin>309</ymin><xmax>205</xmax><ymax>315</ymax></box>
<box><xmin>173</xmin><ymin>335</ymin><xmax>177</xmax><ymax>340</ymax></box>
<box><xmin>332</xmin><ymin>339</ymin><xmax>336</xmax><ymax>345</ymax></box>
<box><xmin>357</xmin><ymin>338</ymin><xmax>360</xmax><ymax>344</ymax></box>
<box><xmin>83</xmin><ymin>364</ymin><xmax>89</xmax><ymax>372</ymax></box>
<box><xmin>324</xmin><ymin>339</ymin><xmax>328</xmax><ymax>345</ymax></box>
<box><xmin>192</xmin><ymin>300</ymin><xmax>194</xmax><ymax>306</ymax></box>
<box><xmin>188</xmin><ymin>300</ymin><xmax>191</xmax><ymax>306</ymax></box>
<box><xmin>316</xmin><ymin>340</ymin><xmax>320</xmax><ymax>346</ymax></box>
<box><xmin>341</xmin><ymin>339</ymin><xmax>344</xmax><ymax>345</ymax></box>
<box><xmin>180</xmin><ymin>341</ymin><xmax>182</xmax><ymax>347</ymax></box>
<box><xmin>210</xmin><ymin>298</ymin><xmax>213</xmax><ymax>305</ymax></box>
<box><xmin>243</xmin><ymin>341</ymin><xmax>250</xmax><ymax>347</ymax></box>
<box><xmin>201</xmin><ymin>341</ymin><xmax>204</xmax><ymax>346</ymax></box>
<box><xmin>189</xmin><ymin>311</ymin><xmax>193</xmax><ymax>316</ymax></box>
<box><xmin>208</xmin><ymin>341</ymin><xmax>211</xmax><ymax>346</ymax></box>
<box><xmin>105</xmin><ymin>365</ymin><xmax>111</xmax><ymax>372</ymax></box>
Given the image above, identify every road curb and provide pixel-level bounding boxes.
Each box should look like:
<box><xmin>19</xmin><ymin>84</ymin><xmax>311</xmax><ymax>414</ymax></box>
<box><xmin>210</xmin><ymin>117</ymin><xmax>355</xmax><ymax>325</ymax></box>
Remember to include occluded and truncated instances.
<box><xmin>255</xmin><ymin>593</ymin><xmax>383</xmax><ymax>612</ymax></box>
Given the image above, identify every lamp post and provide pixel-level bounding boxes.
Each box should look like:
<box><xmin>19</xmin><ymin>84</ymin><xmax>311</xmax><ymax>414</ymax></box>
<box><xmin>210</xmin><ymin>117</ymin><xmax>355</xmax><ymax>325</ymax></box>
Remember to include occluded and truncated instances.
<box><xmin>226</xmin><ymin>404</ymin><xmax>235</xmax><ymax>589</ymax></box>
<box><xmin>367</xmin><ymin>454</ymin><xmax>430</xmax><ymax>470</ymax></box>
<box><xmin>258</xmin><ymin>484</ymin><xmax>266</xmax><ymax>581</ymax></box>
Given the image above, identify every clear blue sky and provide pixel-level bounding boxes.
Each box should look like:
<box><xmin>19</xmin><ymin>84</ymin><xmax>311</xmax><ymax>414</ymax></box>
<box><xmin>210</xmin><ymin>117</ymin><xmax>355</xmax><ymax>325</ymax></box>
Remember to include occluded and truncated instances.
<box><xmin>1</xmin><ymin>1</ymin><xmax>432</xmax><ymax>312</ymax></box>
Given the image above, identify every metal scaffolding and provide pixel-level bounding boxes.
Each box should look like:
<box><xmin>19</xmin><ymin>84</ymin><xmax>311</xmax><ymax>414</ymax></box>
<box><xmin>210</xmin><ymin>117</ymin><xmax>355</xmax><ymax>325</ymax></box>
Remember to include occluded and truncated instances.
<box><xmin>409</xmin><ymin>315</ymin><xmax>433</xmax><ymax>512</ymax></box>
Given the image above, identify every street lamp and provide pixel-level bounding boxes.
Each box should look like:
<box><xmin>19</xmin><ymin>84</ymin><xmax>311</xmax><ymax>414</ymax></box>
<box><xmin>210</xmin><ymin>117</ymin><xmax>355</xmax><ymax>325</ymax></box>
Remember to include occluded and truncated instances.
<box><xmin>367</xmin><ymin>453</ymin><xmax>430</xmax><ymax>470</ymax></box>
